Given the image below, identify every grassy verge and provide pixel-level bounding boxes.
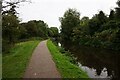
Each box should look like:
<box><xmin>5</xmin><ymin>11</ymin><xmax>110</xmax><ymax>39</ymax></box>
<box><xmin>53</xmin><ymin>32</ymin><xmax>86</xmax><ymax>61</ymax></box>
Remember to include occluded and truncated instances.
<box><xmin>3</xmin><ymin>40</ymin><xmax>40</xmax><ymax>78</ymax></box>
<box><xmin>47</xmin><ymin>40</ymin><xmax>89</xmax><ymax>78</ymax></box>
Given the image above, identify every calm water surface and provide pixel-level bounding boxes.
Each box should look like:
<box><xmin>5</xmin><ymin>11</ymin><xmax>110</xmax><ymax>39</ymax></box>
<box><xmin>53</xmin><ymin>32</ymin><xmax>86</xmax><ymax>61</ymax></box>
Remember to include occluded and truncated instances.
<box><xmin>60</xmin><ymin>43</ymin><xmax>120</xmax><ymax>79</ymax></box>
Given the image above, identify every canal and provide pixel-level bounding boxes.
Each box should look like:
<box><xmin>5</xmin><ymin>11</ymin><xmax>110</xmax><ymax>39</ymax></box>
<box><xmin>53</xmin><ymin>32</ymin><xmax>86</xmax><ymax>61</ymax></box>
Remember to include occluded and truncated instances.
<box><xmin>59</xmin><ymin>42</ymin><xmax>120</xmax><ymax>79</ymax></box>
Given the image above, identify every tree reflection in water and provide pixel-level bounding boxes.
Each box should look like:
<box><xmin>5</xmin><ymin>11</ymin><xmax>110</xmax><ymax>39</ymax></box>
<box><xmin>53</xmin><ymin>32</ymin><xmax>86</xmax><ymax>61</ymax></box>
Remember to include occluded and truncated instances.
<box><xmin>61</xmin><ymin>43</ymin><xmax>120</xmax><ymax>80</ymax></box>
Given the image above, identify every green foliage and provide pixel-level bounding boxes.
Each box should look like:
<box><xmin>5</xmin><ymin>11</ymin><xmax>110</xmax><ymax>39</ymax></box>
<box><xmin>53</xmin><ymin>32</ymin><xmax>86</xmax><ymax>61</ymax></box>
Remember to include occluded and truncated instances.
<box><xmin>47</xmin><ymin>40</ymin><xmax>89</xmax><ymax>78</ymax></box>
<box><xmin>97</xmin><ymin>11</ymin><xmax>108</xmax><ymax>24</ymax></box>
<box><xmin>60</xmin><ymin>8</ymin><xmax>80</xmax><ymax>42</ymax></box>
<box><xmin>102</xmin><ymin>20</ymin><xmax>117</xmax><ymax>30</ymax></box>
<box><xmin>109</xmin><ymin>10</ymin><xmax>115</xmax><ymax>20</ymax></box>
<box><xmin>115</xmin><ymin>7</ymin><xmax>120</xmax><ymax>21</ymax></box>
<box><xmin>2</xmin><ymin>1</ymin><xmax>53</xmax><ymax>53</ymax></box>
<box><xmin>2</xmin><ymin>4</ymin><xmax>20</xmax><ymax>53</ymax></box>
<box><xmin>3</xmin><ymin>40</ymin><xmax>40</xmax><ymax>78</ymax></box>
<box><xmin>117</xmin><ymin>0</ymin><xmax>120</xmax><ymax>7</ymax></box>
<box><xmin>88</xmin><ymin>18</ymin><xmax>100</xmax><ymax>35</ymax></box>
<box><xmin>19</xmin><ymin>20</ymin><xmax>49</xmax><ymax>39</ymax></box>
<box><xmin>2</xmin><ymin>14</ymin><xmax>19</xmax><ymax>42</ymax></box>
<box><xmin>48</xmin><ymin>27</ymin><xmax>59</xmax><ymax>38</ymax></box>
<box><xmin>80</xmin><ymin>16</ymin><xmax>89</xmax><ymax>26</ymax></box>
<box><xmin>88</xmin><ymin>11</ymin><xmax>108</xmax><ymax>35</ymax></box>
<box><xmin>60</xmin><ymin>0</ymin><xmax>120</xmax><ymax>50</ymax></box>
<box><xmin>115</xmin><ymin>0</ymin><xmax>120</xmax><ymax>21</ymax></box>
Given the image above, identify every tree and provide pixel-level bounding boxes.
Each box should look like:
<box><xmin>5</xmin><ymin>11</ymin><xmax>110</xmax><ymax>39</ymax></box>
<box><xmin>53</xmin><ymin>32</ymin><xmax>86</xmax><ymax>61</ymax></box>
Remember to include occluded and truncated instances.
<box><xmin>36</xmin><ymin>20</ymin><xmax>48</xmax><ymax>38</ymax></box>
<box><xmin>115</xmin><ymin>0</ymin><xmax>120</xmax><ymax>21</ymax></box>
<box><xmin>97</xmin><ymin>11</ymin><xmax>107</xmax><ymax>25</ymax></box>
<box><xmin>25</xmin><ymin>20</ymin><xmax>38</xmax><ymax>37</ymax></box>
<box><xmin>60</xmin><ymin>8</ymin><xmax>80</xmax><ymax>43</ymax></box>
<box><xmin>48</xmin><ymin>27</ymin><xmax>59</xmax><ymax>38</ymax></box>
<box><xmin>2</xmin><ymin>1</ymin><xmax>20</xmax><ymax>52</ymax></box>
<box><xmin>19</xmin><ymin>20</ymin><xmax>49</xmax><ymax>39</ymax></box>
<box><xmin>88</xmin><ymin>11</ymin><xmax>108</xmax><ymax>35</ymax></box>
<box><xmin>2</xmin><ymin>14</ymin><xmax>19</xmax><ymax>42</ymax></box>
<box><xmin>19</xmin><ymin>23</ymin><xmax>28</xmax><ymax>39</ymax></box>
<box><xmin>80</xmin><ymin>16</ymin><xmax>89</xmax><ymax>35</ymax></box>
<box><xmin>80</xmin><ymin>16</ymin><xmax>89</xmax><ymax>26</ymax></box>
<box><xmin>117</xmin><ymin>0</ymin><xmax>120</xmax><ymax>7</ymax></box>
<box><xmin>59</xmin><ymin>1</ymin><xmax>120</xmax><ymax>50</ymax></box>
<box><xmin>88</xmin><ymin>16</ymin><xmax>99</xmax><ymax>35</ymax></box>
<box><xmin>109</xmin><ymin>10</ymin><xmax>115</xmax><ymax>20</ymax></box>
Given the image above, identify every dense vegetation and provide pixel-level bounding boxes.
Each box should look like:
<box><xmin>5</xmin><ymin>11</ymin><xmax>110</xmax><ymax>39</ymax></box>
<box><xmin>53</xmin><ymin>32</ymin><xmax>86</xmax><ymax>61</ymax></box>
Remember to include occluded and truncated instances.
<box><xmin>2</xmin><ymin>1</ymin><xmax>59</xmax><ymax>53</ymax></box>
<box><xmin>47</xmin><ymin>40</ymin><xmax>89</xmax><ymax>78</ymax></box>
<box><xmin>2</xmin><ymin>0</ymin><xmax>120</xmax><ymax>53</ymax></box>
<box><xmin>2</xmin><ymin>0</ymin><xmax>120</xmax><ymax>79</ymax></box>
<box><xmin>3</xmin><ymin>40</ymin><xmax>40</xmax><ymax>78</ymax></box>
<box><xmin>60</xmin><ymin>0</ymin><xmax>120</xmax><ymax>50</ymax></box>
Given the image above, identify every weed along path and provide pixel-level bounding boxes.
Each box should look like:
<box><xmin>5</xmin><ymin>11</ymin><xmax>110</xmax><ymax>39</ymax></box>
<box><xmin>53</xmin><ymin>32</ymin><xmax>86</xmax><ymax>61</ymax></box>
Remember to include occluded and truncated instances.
<box><xmin>24</xmin><ymin>40</ymin><xmax>61</xmax><ymax>78</ymax></box>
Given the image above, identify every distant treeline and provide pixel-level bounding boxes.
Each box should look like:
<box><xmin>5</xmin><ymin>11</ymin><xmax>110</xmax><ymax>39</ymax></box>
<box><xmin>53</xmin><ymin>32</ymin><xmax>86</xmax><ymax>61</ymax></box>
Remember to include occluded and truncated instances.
<box><xmin>2</xmin><ymin>0</ymin><xmax>120</xmax><ymax>53</ymax></box>
<box><xmin>60</xmin><ymin>0</ymin><xmax>120</xmax><ymax>50</ymax></box>
<box><xmin>2</xmin><ymin>1</ymin><xmax>59</xmax><ymax>53</ymax></box>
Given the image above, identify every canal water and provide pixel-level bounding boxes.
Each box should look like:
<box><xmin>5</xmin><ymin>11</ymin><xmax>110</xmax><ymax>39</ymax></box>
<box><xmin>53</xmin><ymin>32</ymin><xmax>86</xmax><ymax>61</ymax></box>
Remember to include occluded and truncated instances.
<box><xmin>59</xmin><ymin>43</ymin><xmax>120</xmax><ymax>79</ymax></box>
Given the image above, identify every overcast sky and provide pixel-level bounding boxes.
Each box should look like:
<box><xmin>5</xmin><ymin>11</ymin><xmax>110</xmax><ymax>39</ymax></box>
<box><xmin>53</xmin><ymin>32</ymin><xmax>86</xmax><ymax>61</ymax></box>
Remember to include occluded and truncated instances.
<box><xmin>17</xmin><ymin>0</ymin><xmax>117</xmax><ymax>27</ymax></box>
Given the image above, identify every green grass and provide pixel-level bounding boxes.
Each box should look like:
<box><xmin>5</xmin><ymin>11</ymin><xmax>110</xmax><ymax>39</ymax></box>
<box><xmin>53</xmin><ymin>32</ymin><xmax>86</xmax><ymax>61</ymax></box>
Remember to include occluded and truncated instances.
<box><xmin>47</xmin><ymin>40</ymin><xmax>89</xmax><ymax>78</ymax></box>
<box><xmin>3</xmin><ymin>40</ymin><xmax>40</xmax><ymax>78</ymax></box>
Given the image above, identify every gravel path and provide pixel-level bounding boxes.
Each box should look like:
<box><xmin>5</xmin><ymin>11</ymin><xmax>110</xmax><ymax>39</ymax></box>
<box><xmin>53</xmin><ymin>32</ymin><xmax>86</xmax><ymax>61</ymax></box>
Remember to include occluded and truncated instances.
<box><xmin>24</xmin><ymin>40</ymin><xmax>61</xmax><ymax>78</ymax></box>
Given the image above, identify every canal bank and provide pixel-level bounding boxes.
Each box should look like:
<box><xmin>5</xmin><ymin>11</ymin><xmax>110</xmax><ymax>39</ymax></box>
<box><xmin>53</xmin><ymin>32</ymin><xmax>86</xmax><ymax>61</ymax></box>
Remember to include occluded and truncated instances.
<box><xmin>47</xmin><ymin>40</ymin><xmax>89</xmax><ymax>78</ymax></box>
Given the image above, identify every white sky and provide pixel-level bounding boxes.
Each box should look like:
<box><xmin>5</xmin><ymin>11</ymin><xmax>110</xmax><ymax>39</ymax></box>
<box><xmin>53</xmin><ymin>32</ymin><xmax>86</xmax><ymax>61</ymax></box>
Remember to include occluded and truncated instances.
<box><xmin>17</xmin><ymin>0</ymin><xmax>118</xmax><ymax>27</ymax></box>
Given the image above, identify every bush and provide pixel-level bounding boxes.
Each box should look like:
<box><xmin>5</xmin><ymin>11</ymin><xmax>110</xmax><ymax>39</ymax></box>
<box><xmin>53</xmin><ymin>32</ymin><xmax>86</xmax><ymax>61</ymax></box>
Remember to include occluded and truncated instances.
<box><xmin>2</xmin><ymin>39</ymin><xmax>13</xmax><ymax>53</ymax></box>
<box><xmin>58</xmin><ymin>46</ymin><xmax>78</xmax><ymax>65</ymax></box>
